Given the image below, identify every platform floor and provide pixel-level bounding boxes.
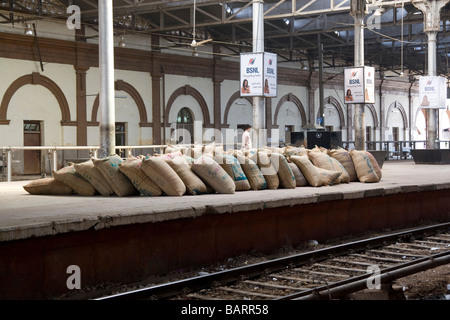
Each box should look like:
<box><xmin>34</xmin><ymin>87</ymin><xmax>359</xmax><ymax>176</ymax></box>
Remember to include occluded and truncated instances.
<box><xmin>1</xmin><ymin>160</ymin><xmax>450</xmax><ymax>243</ymax></box>
<box><xmin>2</xmin><ymin>160</ymin><xmax>450</xmax><ymax>299</ymax></box>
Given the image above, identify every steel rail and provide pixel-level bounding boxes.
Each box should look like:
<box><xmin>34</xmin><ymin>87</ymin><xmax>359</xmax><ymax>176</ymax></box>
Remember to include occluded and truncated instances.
<box><xmin>288</xmin><ymin>251</ymin><xmax>450</xmax><ymax>300</ymax></box>
<box><xmin>95</xmin><ymin>222</ymin><xmax>450</xmax><ymax>300</ymax></box>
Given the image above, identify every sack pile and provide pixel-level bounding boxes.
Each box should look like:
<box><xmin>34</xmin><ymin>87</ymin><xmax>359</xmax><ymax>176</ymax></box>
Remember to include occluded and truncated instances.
<box><xmin>23</xmin><ymin>143</ymin><xmax>382</xmax><ymax>196</ymax></box>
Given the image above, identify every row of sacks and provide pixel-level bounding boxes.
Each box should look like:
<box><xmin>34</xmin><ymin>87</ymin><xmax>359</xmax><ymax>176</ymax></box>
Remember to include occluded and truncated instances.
<box><xmin>22</xmin><ymin>146</ymin><xmax>382</xmax><ymax>196</ymax></box>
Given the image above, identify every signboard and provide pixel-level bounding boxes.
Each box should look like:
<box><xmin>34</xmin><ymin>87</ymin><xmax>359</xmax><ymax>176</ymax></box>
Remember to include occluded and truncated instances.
<box><xmin>418</xmin><ymin>76</ymin><xmax>446</xmax><ymax>109</ymax></box>
<box><xmin>344</xmin><ymin>66</ymin><xmax>375</xmax><ymax>104</ymax></box>
<box><xmin>264</xmin><ymin>52</ymin><xmax>277</xmax><ymax>97</ymax></box>
<box><xmin>240</xmin><ymin>52</ymin><xmax>277</xmax><ymax>97</ymax></box>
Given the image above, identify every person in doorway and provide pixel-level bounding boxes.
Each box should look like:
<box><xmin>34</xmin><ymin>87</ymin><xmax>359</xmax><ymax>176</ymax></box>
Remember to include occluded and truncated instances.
<box><xmin>241</xmin><ymin>124</ymin><xmax>252</xmax><ymax>150</ymax></box>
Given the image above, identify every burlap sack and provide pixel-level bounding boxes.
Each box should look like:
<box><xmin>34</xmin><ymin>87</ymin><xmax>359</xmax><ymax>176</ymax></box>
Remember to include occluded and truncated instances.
<box><xmin>213</xmin><ymin>154</ymin><xmax>250</xmax><ymax>191</ymax></box>
<box><xmin>165</xmin><ymin>156</ymin><xmax>209</xmax><ymax>195</ymax></box>
<box><xmin>74</xmin><ymin>159</ymin><xmax>114</xmax><ymax>196</ymax></box>
<box><xmin>250</xmin><ymin>151</ymin><xmax>279</xmax><ymax>189</ymax></box>
<box><xmin>290</xmin><ymin>155</ymin><xmax>341</xmax><ymax>187</ymax></box>
<box><xmin>349</xmin><ymin>150</ymin><xmax>380</xmax><ymax>183</ymax></box>
<box><xmin>289</xmin><ymin>155</ymin><xmax>321</xmax><ymax>187</ymax></box>
<box><xmin>119</xmin><ymin>157</ymin><xmax>162</xmax><ymax>196</ymax></box>
<box><xmin>158</xmin><ymin>150</ymin><xmax>183</xmax><ymax>159</ymax></box>
<box><xmin>365</xmin><ymin>151</ymin><xmax>382</xmax><ymax>180</ymax></box>
<box><xmin>53</xmin><ymin>165</ymin><xmax>97</xmax><ymax>196</ymax></box>
<box><xmin>284</xmin><ymin>146</ymin><xmax>307</xmax><ymax>156</ymax></box>
<box><xmin>328</xmin><ymin>148</ymin><xmax>358</xmax><ymax>182</ymax></box>
<box><xmin>141</xmin><ymin>156</ymin><xmax>186</xmax><ymax>196</ymax></box>
<box><xmin>191</xmin><ymin>155</ymin><xmax>235</xmax><ymax>194</ymax></box>
<box><xmin>93</xmin><ymin>155</ymin><xmax>138</xmax><ymax>197</ymax></box>
<box><xmin>269</xmin><ymin>153</ymin><xmax>296</xmax><ymax>189</ymax></box>
<box><xmin>23</xmin><ymin>178</ymin><xmax>74</xmax><ymax>195</ymax></box>
<box><xmin>235</xmin><ymin>154</ymin><xmax>267</xmax><ymax>190</ymax></box>
<box><xmin>316</xmin><ymin>167</ymin><xmax>343</xmax><ymax>186</ymax></box>
<box><xmin>307</xmin><ymin>150</ymin><xmax>349</xmax><ymax>183</ymax></box>
<box><xmin>185</xmin><ymin>145</ymin><xmax>204</xmax><ymax>159</ymax></box>
<box><xmin>204</xmin><ymin>142</ymin><xmax>223</xmax><ymax>157</ymax></box>
<box><xmin>287</xmin><ymin>162</ymin><xmax>307</xmax><ymax>187</ymax></box>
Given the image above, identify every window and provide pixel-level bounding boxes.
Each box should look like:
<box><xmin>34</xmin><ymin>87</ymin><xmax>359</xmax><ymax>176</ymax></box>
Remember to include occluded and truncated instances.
<box><xmin>176</xmin><ymin>107</ymin><xmax>194</xmax><ymax>144</ymax></box>
<box><xmin>24</xmin><ymin>122</ymin><xmax>40</xmax><ymax>132</ymax></box>
<box><xmin>115</xmin><ymin>122</ymin><xmax>126</xmax><ymax>157</ymax></box>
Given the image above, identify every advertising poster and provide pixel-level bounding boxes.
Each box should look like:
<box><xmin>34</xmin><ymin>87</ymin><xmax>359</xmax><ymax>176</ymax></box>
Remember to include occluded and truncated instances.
<box><xmin>364</xmin><ymin>66</ymin><xmax>375</xmax><ymax>104</ymax></box>
<box><xmin>240</xmin><ymin>52</ymin><xmax>264</xmax><ymax>97</ymax></box>
<box><xmin>240</xmin><ymin>52</ymin><xmax>278</xmax><ymax>98</ymax></box>
<box><xmin>264</xmin><ymin>52</ymin><xmax>277</xmax><ymax>97</ymax></box>
<box><xmin>419</xmin><ymin>76</ymin><xmax>446</xmax><ymax>109</ymax></box>
<box><xmin>344</xmin><ymin>66</ymin><xmax>375</xmax><ymax>104</ymax></box>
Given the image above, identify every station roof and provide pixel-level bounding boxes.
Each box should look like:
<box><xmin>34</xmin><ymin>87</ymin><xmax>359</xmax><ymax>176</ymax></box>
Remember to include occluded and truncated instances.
<box><xmin>1</xmin><ymin>0</ymin><xmax>449</xmax><ymax>80</ymax></box>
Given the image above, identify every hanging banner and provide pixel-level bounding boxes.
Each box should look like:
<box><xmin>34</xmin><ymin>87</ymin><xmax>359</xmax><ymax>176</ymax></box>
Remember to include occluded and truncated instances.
<box><xmin>418</xmin><ymin>76</ymin><xmax>446</xmax><ymax>109</ymax></box>
<box><xmin>264</xmin><ymin>52</ymin><xmax>277</xmax><ymax>97</ymax></box>
<box><xmin>344</xmin><ymin>66</ymin><xmax>375</xmax><ymax>104</ymax></box>
<box><xmin>240</xmin><ymin>52</ymin><xmax>277</xmax><ymax>98</ymax></box>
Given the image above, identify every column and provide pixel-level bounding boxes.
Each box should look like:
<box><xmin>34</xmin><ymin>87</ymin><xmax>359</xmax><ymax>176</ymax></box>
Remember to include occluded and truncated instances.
<box><xmin>350</xmin><ymin>0</ymin><xmax>367</xmax><ymax>150</ymax></box>
<box><xmin>413</xmin><ymin>0</ymin><xmax>449</xmax><ymax>149</ymax></box>
<box><xmin>252</xmin><ymin>0</ymin><xmax>265</xmax><ymax>148</ymax></box>
<box><xmin>98</xmin><ymin>0</ymin><xmax>115</xmax><ymax>158</ymax></box>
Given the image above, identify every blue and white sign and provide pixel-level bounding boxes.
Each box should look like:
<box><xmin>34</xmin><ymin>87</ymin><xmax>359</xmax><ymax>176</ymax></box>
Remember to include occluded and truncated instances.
<box><xmin>240</xmin><ymin>52</ymin><xmax>277</xmax><ymax>97</ymax></box>
<box><xmin>344</xmin><ymin>66</ymin><xmax>375</xmax><ymax>104</ymax></box>
<box><xmin>419</xmin><ymin>76</ymin><xmax>446</xmax><ymax>109</ymax></box>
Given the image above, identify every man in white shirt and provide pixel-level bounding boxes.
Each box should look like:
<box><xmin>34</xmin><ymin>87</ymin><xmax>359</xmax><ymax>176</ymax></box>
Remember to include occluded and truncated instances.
<box><xmin>241</xmin><ymin>124</ymin><xmax>252</xmax><ymax>150</ymax></box>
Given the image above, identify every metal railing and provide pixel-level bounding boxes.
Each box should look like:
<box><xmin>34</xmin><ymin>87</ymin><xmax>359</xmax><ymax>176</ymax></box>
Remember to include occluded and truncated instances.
<box><xmin>0</xmin><ymin>145</ymin><xmax>167</xmax><ymax>182</ymax></box>
<box><xmin>0</xmin><ymin>143</ymin><xmax>241</xmax><ymax>182</ymax></box>
<box><xmin>342</xmin><ymin>140</ymin><xmax>450</xmax><ymax>160</ymax></box>
<box><xmin>2</xmin><ymin>140</ymin><xmax>449</xmax><ymax>182</ymax></box>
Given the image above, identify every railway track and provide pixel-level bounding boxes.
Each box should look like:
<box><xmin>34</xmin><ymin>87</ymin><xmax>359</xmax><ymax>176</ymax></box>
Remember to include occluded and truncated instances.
<box><xmin>96</xmin><ymin>222</ymin><xmax>450</xmax><ymax>301</ymax></box>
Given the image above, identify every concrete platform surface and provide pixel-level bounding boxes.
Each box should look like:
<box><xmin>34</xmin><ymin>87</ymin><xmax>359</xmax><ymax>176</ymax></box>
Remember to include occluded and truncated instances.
<box><xmin>1</xmin><ymin>160</ymin><xmax>450</xmax><ymax>242</ymax></box>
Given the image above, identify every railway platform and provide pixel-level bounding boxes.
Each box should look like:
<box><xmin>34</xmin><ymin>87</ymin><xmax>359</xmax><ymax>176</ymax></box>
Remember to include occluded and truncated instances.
<box><xmin>1</xmin><ymin>160</ymin><xmax>450</xmax><ymax>299</ymax></box>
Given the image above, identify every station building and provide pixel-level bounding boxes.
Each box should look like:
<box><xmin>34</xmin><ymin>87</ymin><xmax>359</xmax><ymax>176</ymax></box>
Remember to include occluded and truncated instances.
<box><xmin>0</xmin><ymin>1</ymin><xmax>449</xmax><ymax>176</ymax></box>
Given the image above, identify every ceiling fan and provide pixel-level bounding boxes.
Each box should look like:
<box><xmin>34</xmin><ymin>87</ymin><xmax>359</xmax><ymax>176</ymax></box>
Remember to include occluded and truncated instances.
<box><xmin>166</xmin><ymin>0</ymin><xmax>212</xmax><ymax>54</ymax></box>
<box><xmin>190</xmin><ymin>0</ymin><xmax>212</xmax><ymax>49</ymax></box>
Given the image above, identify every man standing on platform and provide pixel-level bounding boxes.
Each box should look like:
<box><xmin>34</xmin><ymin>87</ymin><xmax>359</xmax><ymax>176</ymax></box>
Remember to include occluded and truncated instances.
<box><xmin>241</xmin><ymin>124</ymin><xmax>252</xmax><ymax>150</ymax></box>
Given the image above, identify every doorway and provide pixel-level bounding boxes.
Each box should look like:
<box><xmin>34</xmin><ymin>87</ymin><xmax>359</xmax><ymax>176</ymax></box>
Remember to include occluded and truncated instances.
<box><xmin>23</xmin><ymin>121</ymin><xmax>41</xmax><ymax>175</ymax></box>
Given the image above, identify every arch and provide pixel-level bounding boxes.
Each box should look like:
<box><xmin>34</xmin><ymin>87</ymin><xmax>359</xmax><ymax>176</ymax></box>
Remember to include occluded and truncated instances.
<box><xmin>90</xmin><ymin>80</ymin><xmax>150</xmax><ymax>126</ymax></box>
<box><xmin>386</xmin><ymin>101</ymin><xmax>408</xmax><ymax>128</ymax></box>
<box><xmin>314</xmin><ymin>96</ymin><xmax>346</xmax><ymax>129</ymax></box>
<box><xmin>0</xmin><ymin>72</ymin><xmax>73</xmax><ymax>125</ymax></box>
<box><xmin>273</xmin><ymin>93</ymin><xmax>307</xmax><ymax>126</ymax></box>
<box><xmin>223</xmin><ymin>91</ymin><xmax>252</xmax><ymax>126</ymax></box>
<box><xmin>175</xmin><ymin>107</ymin><xmax>194</xmax><ymax>144</ymax></box>
<box><xmin>165</xmin><ymin>85</ymin><xmax>211</xmax><ymax>127</ymax></box>
<box><xmin>365</xmin><ymin>104</ymin><xmax>379</xmax><ymax>128</ymax></box>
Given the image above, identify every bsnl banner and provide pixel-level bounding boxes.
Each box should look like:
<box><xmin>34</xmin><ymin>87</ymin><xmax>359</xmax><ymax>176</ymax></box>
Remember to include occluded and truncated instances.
<box><xmin>419</xmin><ymin>76</ymin><xmax>447</xmax><ymax>109</ymax></box>
<box><xmin>344</xmin><ymin>66</ymin><xmax>375</xmax><ymax>104</ymax></box>
<box><xmin>240</xmin><ymin>52</ymin><xmax>277</xmax><ymax>98</ymax></box>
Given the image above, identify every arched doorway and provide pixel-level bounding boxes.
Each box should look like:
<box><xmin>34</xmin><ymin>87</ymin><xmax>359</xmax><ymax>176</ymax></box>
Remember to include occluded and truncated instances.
<box><xmin>176</xmin><ymin>107</ymin><xmax>194</xmax><ymax>144</ymax></box>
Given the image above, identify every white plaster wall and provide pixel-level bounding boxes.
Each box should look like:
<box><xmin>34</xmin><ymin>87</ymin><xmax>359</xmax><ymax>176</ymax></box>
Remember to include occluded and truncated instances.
<box><xmin>0</xmin><ymin>58</ymin><xmax>76</xmax><ymax>146</ymax></box>
<box><xmin>86</xmin><ymin>68</ymin><xmax>153</xmax><ymax>146</ymax></box>
<box><xmin>7</xmin><ymin>84</ymin><xmax>62</xmax><ymax>145</ymax></box>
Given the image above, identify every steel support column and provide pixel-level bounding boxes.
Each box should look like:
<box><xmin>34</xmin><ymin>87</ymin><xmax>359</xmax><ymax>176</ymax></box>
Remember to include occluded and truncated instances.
<box><xmin>98</xmin><ymin>0</ymin><xmax>116</xmax><ymax>158</ymax></box>
<box><xmin>351</xmin><ymin>0</ymin><xmax>367</xmax><ymax>150</ymax></box>
<box><xmin>413</xmin><ymin>0</ymin><xmax>450</xmax><ymax>149</ymax></box>
<box><xmin>252</xmin><ymin>0</ymin><xmax>266</xmax><ymax>148</ymax></box>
